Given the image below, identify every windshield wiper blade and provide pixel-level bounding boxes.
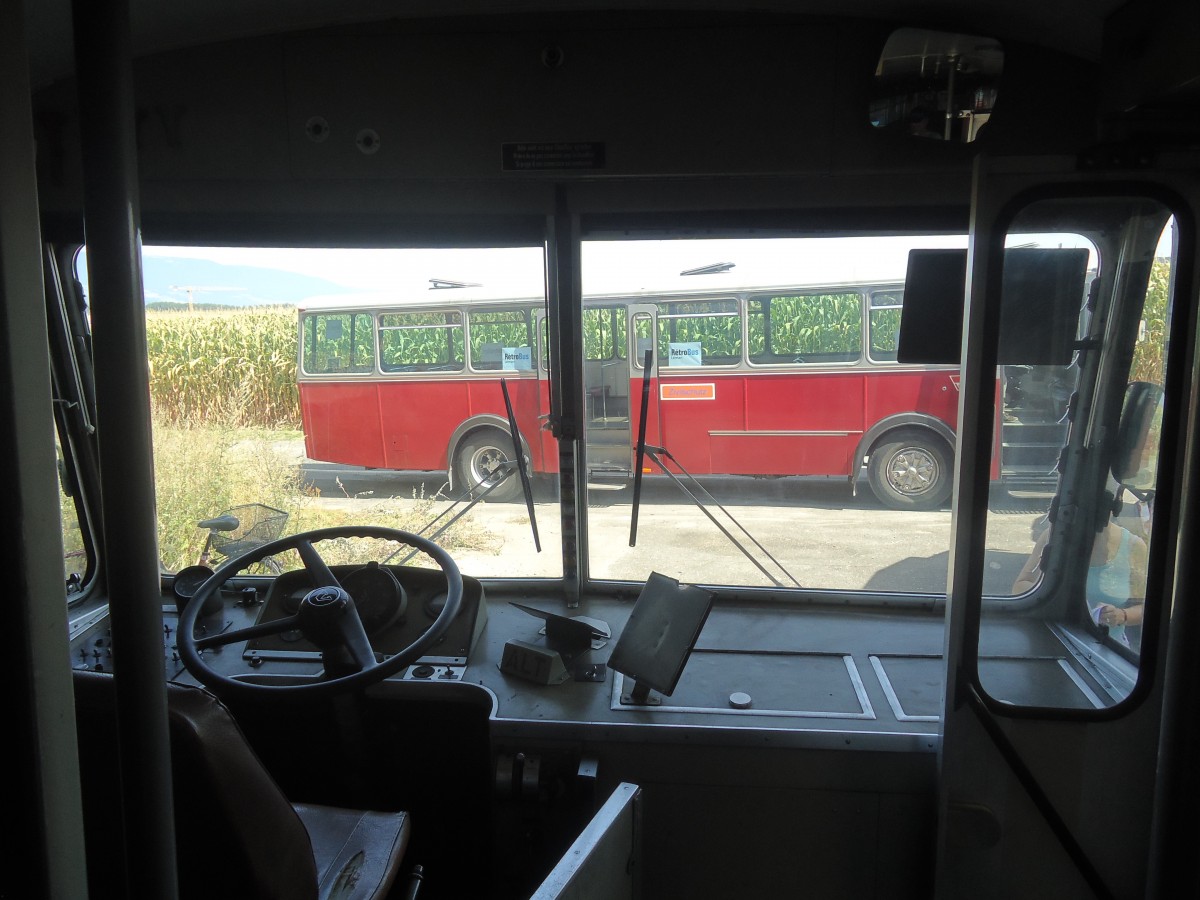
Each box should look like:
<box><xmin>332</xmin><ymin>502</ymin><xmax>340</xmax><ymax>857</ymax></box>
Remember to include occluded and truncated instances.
<box><xmin>625</xmin><ymin>348</ymin><xmax>800</xmax><ymax>588</ymax></box>
<box><xmin>641</xmin><ymin>444</ymin><xmax>802</xmax><ymax>589</ymax></box>
<box><xmin>383</xmin><ymin>378</ymin><xmax>540</xmax><ymax>565</ymax></box>
<box><xmin>501</xmin><ymin>377</ymin><xmax>540</xmax><ymax>552</ymax></box>
<box><xmin>628</xmin><ymin>350</ymin><xmax>653</xmax><ymax>547</ymax></box>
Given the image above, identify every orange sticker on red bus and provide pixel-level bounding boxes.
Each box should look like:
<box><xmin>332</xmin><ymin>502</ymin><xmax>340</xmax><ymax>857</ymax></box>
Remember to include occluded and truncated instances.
<box><xmin>660</xmin><ymin>383</ymin><xmax>715</xmax><ymax>400</ymax></box>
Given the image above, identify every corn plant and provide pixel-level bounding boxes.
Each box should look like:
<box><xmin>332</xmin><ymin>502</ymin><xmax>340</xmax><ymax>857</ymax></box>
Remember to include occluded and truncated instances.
<box><xmin>146</xmin><ymin>306</ymin><xmax>300</xmax><ymax>428</ymax></box>
<box><xmin>1131</xmin><ymin>258</ymin><xmax>1170</xmax><ymax>385</ymax></box>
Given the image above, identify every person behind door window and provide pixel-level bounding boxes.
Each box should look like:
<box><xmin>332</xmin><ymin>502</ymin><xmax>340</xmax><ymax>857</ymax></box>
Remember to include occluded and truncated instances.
<box><xmin>1011</xmin><ymin>517</ymin><xmax>1146</xmax><ymax>649</ymax></box>
<box><xmin>1085</xmin><ymin>519</ymin><xmax>1147</xmax><ymax>648</ymax></box>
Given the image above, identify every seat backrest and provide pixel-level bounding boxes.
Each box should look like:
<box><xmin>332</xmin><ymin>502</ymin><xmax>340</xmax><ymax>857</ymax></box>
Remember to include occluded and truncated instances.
<box><xmin>73</xmin><ymin>670</ymin><xmax>319</xmax><ymax>899</ymax></box>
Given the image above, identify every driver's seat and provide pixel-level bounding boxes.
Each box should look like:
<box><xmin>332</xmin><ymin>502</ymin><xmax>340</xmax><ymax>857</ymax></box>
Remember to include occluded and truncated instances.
<box><xmin>72</xmin><ymin>670</ymin><xmax>411</xmax><ymax>900</ymax></box>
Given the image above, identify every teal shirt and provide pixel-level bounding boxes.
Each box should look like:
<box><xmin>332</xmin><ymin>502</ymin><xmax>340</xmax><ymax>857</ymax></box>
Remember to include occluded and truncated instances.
<box><xmin>1085</xmin><ymin>527</ymin><xmax>1133</xmax><ymax>645</ymax></box>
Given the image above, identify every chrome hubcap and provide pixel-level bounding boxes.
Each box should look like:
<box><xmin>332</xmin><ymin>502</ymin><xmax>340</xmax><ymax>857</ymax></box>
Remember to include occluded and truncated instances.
<box><xmin>471</xmin><ymin>446</ymin><xmax>507</xmax><ymax>483</ymax></box>
<box><xmin>886</xmin><ymin>447</ymin><xmax>937</xmax><ymax>495</ymax></box>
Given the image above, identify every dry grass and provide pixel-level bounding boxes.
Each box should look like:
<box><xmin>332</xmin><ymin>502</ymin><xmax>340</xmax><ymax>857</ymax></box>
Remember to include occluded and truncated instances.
<box><xmin>152</xmin><ymin>421</ymin><xmax>495</xmax><ymax>572</ymax></box>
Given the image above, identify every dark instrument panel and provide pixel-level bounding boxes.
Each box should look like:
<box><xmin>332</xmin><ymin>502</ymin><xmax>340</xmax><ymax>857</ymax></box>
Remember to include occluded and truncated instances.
<box><xmin>247</xmin><ymin>564</ymin><xmax>488</xmax><ymax>666</ymax></box>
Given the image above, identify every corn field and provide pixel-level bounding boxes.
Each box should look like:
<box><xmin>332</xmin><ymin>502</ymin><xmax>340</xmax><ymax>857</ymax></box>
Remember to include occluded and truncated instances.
<box><xmin>1130</xmin><ymin>258</ymin><xmax>1170</xmax><ymax>386</ymax></box>
<box><xmin>146</xmin><ymin>306</ymin><xmax>300</xmax><ymax>428</ymax></box>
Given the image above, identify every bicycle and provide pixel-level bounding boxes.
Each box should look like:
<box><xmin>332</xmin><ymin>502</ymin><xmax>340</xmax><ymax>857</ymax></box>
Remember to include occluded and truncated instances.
<box><xmin>197</xmin><ymin>503</ymin><xmax>288</xmax><ymax>575</ymax></box>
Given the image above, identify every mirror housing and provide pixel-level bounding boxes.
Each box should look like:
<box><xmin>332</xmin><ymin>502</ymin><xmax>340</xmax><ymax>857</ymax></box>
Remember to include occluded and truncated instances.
<box><xmin>1113</xmin><ymin>381</ymin><xmax>1164</xmax><ymax>492</ymax></box>
<box><xmin>870</xmin><ymin>28</ymin><xmax>1003</xmax><ymax>143</ymax></box>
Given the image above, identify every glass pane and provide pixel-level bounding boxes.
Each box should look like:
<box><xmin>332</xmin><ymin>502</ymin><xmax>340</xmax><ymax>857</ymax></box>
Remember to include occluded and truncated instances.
<box><xmin>868</xmin><ymin>290</ymin><xmax>904</xmax><ymax>361</ymax></box>
<box><xmin>104</xmin><ymin>245</ymin><xmax>558</xmax><ymax>581</ymax></box>
<box><xmin>979</xmin><ymin>202</ymin><xmax>1176</xmax><ymax>709</ymax></box>
<box><xmin>582</xmin><ymin>235</ymin><xmax>972</xmax><ymax>591</ymax></box>
<box><xmin>301</xmin><ymin>313</ymin><xmax>375</xmax><ymax>374</ymax></box>
<box><xmin>584</xmin><ymin>306</ymin><xmax>626</xmax><ymax>361</ymax></box>
<box><xmin>632</xmin><ymin>314</ymin><xmax>654</xmax><ymax>367</ymax></box>
<box><xmin>747</xmin><ymin>292</ymin><xmax>863</xmax><ymax>364</ymax></box>
<box><xmin>659</xmin><ymin>299</ymin><xmax>741</xmax><ymax>367</ymax></box>
<box><xmin>57</xmin><ymin>432</ymin><xmax>89</xmax><ymax>595</ymax></box>
<box><xmin>469</xmin><ymin>309</ymin><xmax>533</xmax><ymax>371</ymax></box>
<box><xmin>379</xmin><ymin>311</ymin><xmax>465</xmax><ymax>372</ymax></box>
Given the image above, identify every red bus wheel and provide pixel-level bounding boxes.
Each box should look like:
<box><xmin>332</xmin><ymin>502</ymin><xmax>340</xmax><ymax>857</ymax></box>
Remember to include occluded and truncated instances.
<box><xmin>456</xmin><ymin>429</ymin><xmax>522</xmax><ymax>502</ymax></box>
<box><xmin>867</xmin><ymin>431</ymin><xmax>952</xmax><ymax>510</ymax></box>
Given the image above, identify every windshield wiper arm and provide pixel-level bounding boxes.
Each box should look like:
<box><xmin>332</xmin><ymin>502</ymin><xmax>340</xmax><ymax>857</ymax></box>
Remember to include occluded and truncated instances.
<box><xmin>502</xmin><ymin>377</ymin><xmax>540</xmax><ymax>552</ymax></box>
<box><xmin>384</xmin><ymin>378</ymin><xmax>540</xmax><ymax>565</ymax></box>
<box><xmin>628</xmin><ymin>350</ymin><xmax>654</xmax><ymax>547</ymax></box>
<box><xmin>626</xmin><ymin>349</ymin><xmax>800</xmax><ymax>589</ymax></box>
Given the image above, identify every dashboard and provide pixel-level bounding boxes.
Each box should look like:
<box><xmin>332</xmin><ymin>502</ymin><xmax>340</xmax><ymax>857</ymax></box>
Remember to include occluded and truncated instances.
<box><xmin>66</xmin><ymin>560</ymin><xmax>1127</xmax><ymax>754</ymax></box>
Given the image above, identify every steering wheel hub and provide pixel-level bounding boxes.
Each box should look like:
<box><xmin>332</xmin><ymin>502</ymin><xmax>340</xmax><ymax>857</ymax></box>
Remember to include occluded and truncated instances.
<box><xmin>306</xmin><ymin>586</ymin><xmax>348</xmax><ymax>608</ymax></box>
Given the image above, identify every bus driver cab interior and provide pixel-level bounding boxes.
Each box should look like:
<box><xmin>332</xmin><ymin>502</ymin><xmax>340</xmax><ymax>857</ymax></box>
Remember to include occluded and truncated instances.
<box><xmin>6</xmin><ymin>1</ymin><xmax>1200</xmax><ymax>899</ymax></box>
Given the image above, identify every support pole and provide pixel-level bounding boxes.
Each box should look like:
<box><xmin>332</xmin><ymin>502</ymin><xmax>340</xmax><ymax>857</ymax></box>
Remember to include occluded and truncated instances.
<box><xmin>72</xmin><ymin>1</ymin><xmax>180</xmax><ymax>896</ymax></box>
<box><xmin>548</xmin><ymin>187</ymin><xmax>582</xmax><ymax>605</ymax></box>
<box><xmin>1</xmin><ymin>1</ymin><xmax>89</xmax><ymax>896</ymax></box>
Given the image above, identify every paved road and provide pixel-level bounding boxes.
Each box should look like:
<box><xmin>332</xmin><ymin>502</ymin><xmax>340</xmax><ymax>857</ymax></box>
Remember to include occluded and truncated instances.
<box><xmin>298</xmin><ymin>460</ymin><xmax>1045</xmax><ymax>593</ymax></box>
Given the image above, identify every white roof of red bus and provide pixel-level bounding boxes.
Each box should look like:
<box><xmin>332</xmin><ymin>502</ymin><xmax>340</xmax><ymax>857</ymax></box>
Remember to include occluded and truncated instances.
<box><xmin>297</xmin><ymin>235</ymin><xmax>966</xmax><ymax>311</ymax></box>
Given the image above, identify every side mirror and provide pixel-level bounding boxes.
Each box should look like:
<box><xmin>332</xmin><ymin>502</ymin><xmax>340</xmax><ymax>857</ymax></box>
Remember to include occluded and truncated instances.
<box><xmin>1112</xmin><ymin>381</ymin><xmax>1164</xmax><ymax>492</ymax></box>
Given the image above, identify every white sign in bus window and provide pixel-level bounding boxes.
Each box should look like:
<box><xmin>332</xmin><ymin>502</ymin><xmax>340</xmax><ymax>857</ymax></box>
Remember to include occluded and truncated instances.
<box><xmin>503</xmin><ymin>346</ymin><xmax>533</xmax><ymax>370</ymax></box>
<box><xmin>668</xmin><ymin>342</ymin><xmax>702</xmax><ymax>366</ymax></box>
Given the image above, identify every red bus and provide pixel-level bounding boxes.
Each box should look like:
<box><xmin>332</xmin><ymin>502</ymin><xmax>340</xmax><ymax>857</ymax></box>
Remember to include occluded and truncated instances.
<box><xmin>297</xmin><ymin>278</ymin><xmax>1066</xmax><ymax>510</ymax></box>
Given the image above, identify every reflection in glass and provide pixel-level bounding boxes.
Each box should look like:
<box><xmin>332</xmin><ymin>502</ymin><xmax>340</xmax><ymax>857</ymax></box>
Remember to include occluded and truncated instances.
<box><xmin>980</xmin><ymin>204</ymin><xmax>1175</xmax><ymax>709</ymax></box>
<box><xmin>870</xmin><ymin>28</ymin><xmax>1003</xmax><ymax>143</ymax></box>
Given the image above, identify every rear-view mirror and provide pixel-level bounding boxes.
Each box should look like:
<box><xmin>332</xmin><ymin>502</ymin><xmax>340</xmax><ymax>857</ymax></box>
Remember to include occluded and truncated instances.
<box><xmin>870</xmin><ymin>28</ymin><xmax>1003</xmax><ymax>143</ymax></box>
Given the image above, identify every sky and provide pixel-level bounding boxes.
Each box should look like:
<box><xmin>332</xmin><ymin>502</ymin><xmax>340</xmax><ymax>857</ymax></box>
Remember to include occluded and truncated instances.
<box><xmin>71</xmin><ymin>223</ymin><xmax>1173</xmax><ymax>309</ymax></box>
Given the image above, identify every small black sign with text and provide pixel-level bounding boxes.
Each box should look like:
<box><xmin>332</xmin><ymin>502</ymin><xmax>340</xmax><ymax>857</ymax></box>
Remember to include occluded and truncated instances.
<box><xmin>502</xmin><ymin>141</ymin><xmax>606</xmax><ymax>171</ymax></box>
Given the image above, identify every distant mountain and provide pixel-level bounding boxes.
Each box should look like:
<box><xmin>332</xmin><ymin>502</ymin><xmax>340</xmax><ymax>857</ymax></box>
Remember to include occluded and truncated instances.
<box><xmin>141</xmin><ymin>257</ymin><xmax>352</xmax><ymax>307</ymax></box>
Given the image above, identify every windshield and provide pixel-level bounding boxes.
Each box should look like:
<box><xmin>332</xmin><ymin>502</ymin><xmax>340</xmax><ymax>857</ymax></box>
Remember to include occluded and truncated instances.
<box><xmin>78</xmin><ymin>244</ymin><xmax>560</xmax><ymax>580</ymax></box>
<box><xmin>72</xmin><ymin>234</ymin><xmax>1099</xmax><ymax>601</ymax></box>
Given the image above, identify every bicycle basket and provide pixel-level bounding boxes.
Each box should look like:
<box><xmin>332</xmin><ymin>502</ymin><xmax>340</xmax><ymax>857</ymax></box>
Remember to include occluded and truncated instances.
<box><xmin>206</xmin><ymin>503</ymin><xmax>288</xmax><ymax>559</ymax></box>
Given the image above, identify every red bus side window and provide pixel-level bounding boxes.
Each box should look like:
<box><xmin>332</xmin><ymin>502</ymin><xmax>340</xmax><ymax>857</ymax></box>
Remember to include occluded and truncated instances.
<box><xmin>747</xmin><ymin>293</ymin><xmax>863</xmax><ymax>365</ymax></box>
<box><xmin>379</xmin><ymin>311</ymin><xmax>465</xmax><ymax>373</ymax></box>
<box><xmin>301</xmin><ymin>313</ymin><xmax>375</xmax><ymax>374</ymax></box>
<box><xmin>868</xmin><ymin>291</ymin><xmax>904</xmax><ymax>362</ymax></box>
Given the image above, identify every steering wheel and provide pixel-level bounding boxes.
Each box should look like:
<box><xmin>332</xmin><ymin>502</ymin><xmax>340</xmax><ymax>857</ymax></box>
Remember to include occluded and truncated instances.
<box><xmin>177</xmin><ymin>526</ymin><xmax>463</xmax><ymax>700</ymax></box>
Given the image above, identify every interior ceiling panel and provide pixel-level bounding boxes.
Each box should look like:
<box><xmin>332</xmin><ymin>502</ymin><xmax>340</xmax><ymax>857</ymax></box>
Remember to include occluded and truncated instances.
<box><xmin>24</xmin><ymin>0</ymin><xmax>1125</xmax><ymax>87</ymax></box>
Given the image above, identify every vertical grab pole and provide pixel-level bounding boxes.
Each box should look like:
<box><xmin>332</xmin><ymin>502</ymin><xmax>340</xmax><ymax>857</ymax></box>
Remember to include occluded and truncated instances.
<box><xmin>547</xmin><ymin>187</ymin><xmax>582</xmax><ymax>605</ymax></box>
<box><xmin>73</xmin><ymin>0</ymin><xmax>180</xmax><ymax>897</ymax></box>
<box><xmin>1</xmin><ymin>2</ymin><xmax>90</xmax><ymax>896</ymax></box>
<box><xmin>629</xmin><ymin>351</ymin><xmax>653</xmax><ymax>546</ymax></box>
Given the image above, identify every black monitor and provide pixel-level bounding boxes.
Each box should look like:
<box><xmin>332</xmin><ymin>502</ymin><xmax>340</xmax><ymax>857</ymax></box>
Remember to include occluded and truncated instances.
<box><xmin>898</xmin><ymin>247</ymin><xmax>1088</xmax><ymax>365</ymax></box>
<box><xmin>607</xmin><ymin>572</ymin><xmax>715</xmax><ymax>705</ymax></box>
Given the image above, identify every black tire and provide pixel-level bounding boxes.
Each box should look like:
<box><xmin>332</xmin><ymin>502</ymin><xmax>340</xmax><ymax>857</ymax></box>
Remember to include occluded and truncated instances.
<box><xmin>867</xmin><ymin>431</ymin><xmax>953</xmax><ymax>510</ymax></box>
<box><xmin>455</xmin><ymin>429</ymin><xmax>522</xmax><ymax>502</ymax></box>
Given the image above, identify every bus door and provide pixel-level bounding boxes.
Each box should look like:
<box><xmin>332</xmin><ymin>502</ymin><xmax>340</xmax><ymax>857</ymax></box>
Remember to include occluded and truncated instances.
<box><xmin>935</xmin><ymin>157</ymin><xmax>1199</xmax><ymax>899</ymax></box>
<box><xmin>615</xmin><ymin>304</ymin><xmax>662</xmax><ymax>478</ymax></box>
<box><xmin>580</xmin><ymin>304</ymin><xmax>633</xmax><ymax>479</ymax></box>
